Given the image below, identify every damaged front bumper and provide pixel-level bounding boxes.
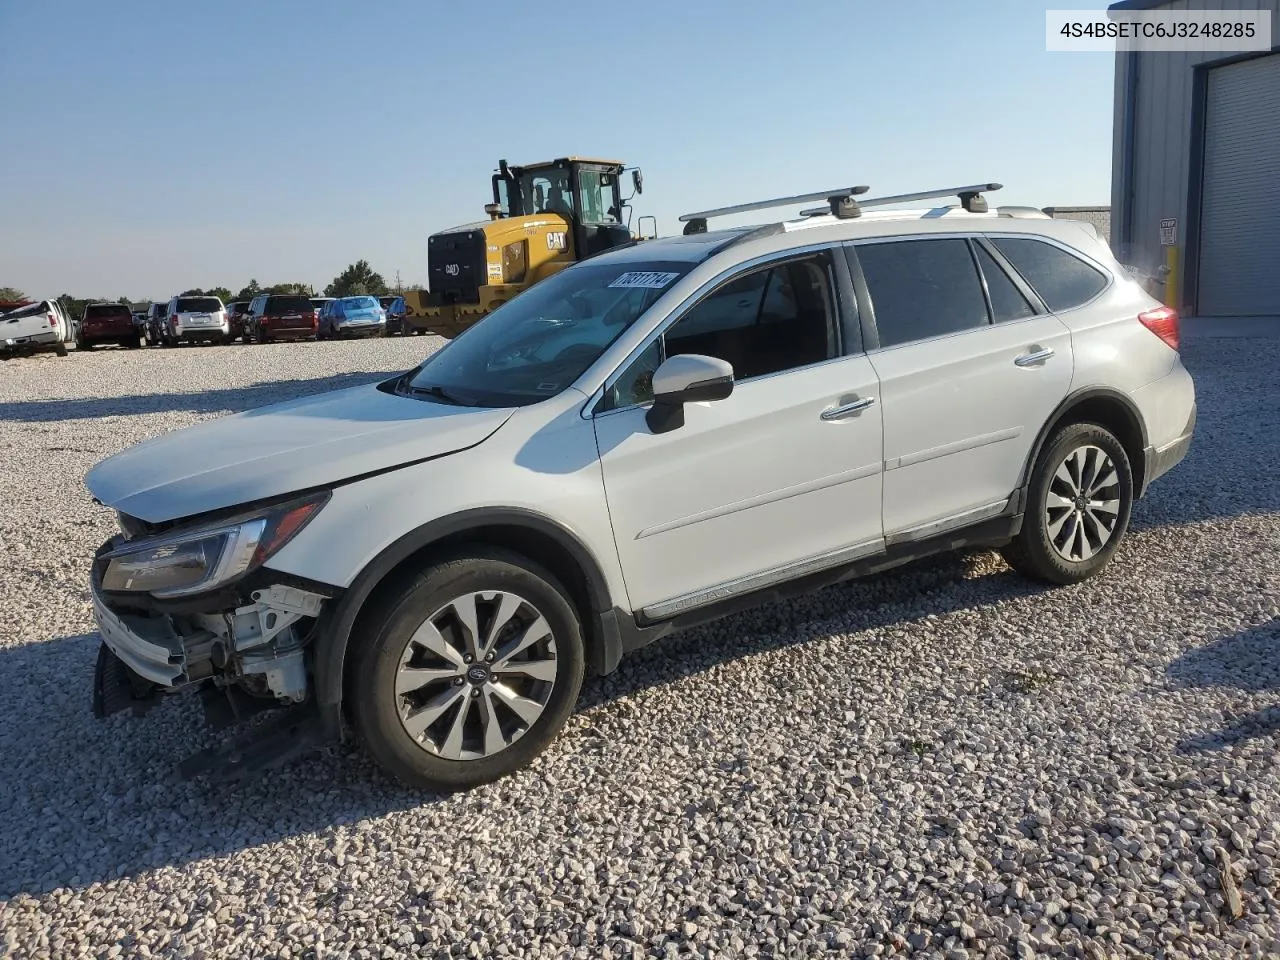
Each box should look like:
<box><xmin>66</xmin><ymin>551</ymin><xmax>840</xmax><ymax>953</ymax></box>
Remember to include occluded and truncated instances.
<box><xmin>90</xmin><ymin>539</ymin><xmax>340</xmax><ymax>777</ymax></box>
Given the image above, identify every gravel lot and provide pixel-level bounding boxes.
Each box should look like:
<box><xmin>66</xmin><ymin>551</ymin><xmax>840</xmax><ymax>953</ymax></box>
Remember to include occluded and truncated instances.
<box><xmin>0</xmin><ymin>336</ymin><xmax>1277</xmax><ymax>959</ymax></box>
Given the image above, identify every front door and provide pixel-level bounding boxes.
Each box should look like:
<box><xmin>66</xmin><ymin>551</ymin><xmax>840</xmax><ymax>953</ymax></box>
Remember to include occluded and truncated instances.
<box><xmin>851</xmin><ymin>237</ymin><xmax>1074</xmax><ymax>538</ymax></box>
<box><xmin>594</xmin><ymin>250</ymin><xmax>885</xmax><ymax>619</ymax></box>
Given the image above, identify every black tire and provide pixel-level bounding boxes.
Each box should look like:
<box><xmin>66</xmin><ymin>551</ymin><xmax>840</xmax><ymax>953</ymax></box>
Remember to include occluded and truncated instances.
<box><xmin>76</xmin><ymin>337</ymin><xmax>90</xmax><ymax>352</ymax></box>
<box><xmin>1001</xmin><ymin>421</ymin><xmax>1133</xmax><ymax>585</ymax></box>
<box><xmin>127</xmin><ymin>336</ymin><xmax>142</xmax><ymax>349</ymax></box>
<box><xmin>350</xmin><ymin>547</ymin><xmax>585</xmax><ymax>791</ymax></box>
<box><xmin>54</xmin><ymin>342</ymin><xmax>68</xmax><ymax>357</ymax></box>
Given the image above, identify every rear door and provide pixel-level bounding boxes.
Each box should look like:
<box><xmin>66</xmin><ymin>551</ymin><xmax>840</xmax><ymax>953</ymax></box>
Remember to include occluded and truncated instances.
<box><xmin>850</xmin><ymin>236</ymin><xmax>1073</xmax><ymax>540</ymax></box>
<box><xmin>594</xmin><ymin>248</ymin><xmax>885</xmax><ymax>619</ymax></box>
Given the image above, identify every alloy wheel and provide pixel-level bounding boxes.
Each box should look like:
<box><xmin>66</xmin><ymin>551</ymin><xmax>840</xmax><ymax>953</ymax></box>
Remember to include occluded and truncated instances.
<box><xmin>394</xmin><ymin>590</ymin><xmax>558</xmax><ymax>761</ymax></box>
<box><xmin>1044</xmin><ymin>444</ymin><xmax>1122</xmax><ymax>562</ymax></box>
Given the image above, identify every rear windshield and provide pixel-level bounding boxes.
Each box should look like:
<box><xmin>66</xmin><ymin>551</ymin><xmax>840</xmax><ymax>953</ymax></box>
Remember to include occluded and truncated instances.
<box><xmin>176</xmin><ymin>297</ymin><xmax>222</xmax><ymax>313</ymax></box>
<box><xmin>341</xmin><ymin>296</ymin><xmax>380</xmax><ymax>310</ymax></box>
<box><xmin>266</xmin><ymin>295</ymin><xmax>315</xmax><ymax>314</ymax></box>
<box><xmin>2</xmin><ymin>302</ymin><xmax>46</xmax><ymax>320</ymax></box>
<box><xmin>379</xmin><ymin>296</ymin><xmax>395</xmax><ymax>307</ymax></box>
<box><xmin>227</xmin><ymin>301</ymin><xmax>249</xmax><ymax>312</ymax></box>
<box><xmin>84</xmin><ymin>304</ymin><xmax>131</xmax><ymax>318</ymax></box>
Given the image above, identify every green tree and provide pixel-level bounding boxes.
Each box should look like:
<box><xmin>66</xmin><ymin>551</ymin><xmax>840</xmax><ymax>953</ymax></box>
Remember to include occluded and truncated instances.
<box><xmin>324</xmin><ymin>260</ymin><xmax>388</xmax><ymax>298</ymax></box>
<box><xmin>0</xmin><ymin>286</ymin><xmax>26</xmax><ymax>302</ymax></box>
<box><xmin>267</xmin><ymin>282</ymin><xmax>313</xmax><ymax>295</ymax></box>
<box><xmin>235</xmin><ymin>279</ymin><xmax>262</xmax><ymax>301</ymax></box>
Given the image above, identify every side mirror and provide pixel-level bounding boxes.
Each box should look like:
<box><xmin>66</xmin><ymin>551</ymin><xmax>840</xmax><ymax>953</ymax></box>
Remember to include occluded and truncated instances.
<box><xmin>646</xmin><ymin>354</ymin><xmax>733</xmax><ymax>434</ymax></box>
<box><xmin>632</xmin><ymin>169</ymin><xmax>644</xmax><ymax>195</ymax></box>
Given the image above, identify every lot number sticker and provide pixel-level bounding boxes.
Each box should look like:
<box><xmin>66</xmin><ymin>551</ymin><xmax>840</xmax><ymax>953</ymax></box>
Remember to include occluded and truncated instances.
<box><xmin>609</xmin><ymin>271</ymin><xmax>680</xmax><ymax>289</ymax></box>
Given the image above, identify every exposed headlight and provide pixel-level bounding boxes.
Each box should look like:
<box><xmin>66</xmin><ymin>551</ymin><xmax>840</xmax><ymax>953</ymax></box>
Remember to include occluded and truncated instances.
<box><xmin>101</xmin><ymin>495</ymin><xmax>328</xmax><ymax>598</ymax></box>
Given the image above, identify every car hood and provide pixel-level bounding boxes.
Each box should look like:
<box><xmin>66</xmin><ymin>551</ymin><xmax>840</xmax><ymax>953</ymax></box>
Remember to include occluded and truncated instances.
<box><xmin>86</xmin><ymin>382</ymin><xmax>514</xmax><ymax>523</ymax></box>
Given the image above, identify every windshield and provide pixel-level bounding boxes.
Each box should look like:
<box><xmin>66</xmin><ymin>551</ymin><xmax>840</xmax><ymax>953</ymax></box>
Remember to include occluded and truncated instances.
<box><xmin>406</xmin><ymin>260</ymin><xmax>692</xmax><ymax>407</ymax></box>
<box><xmin>176</xmin><ymin>297</ymin><xmax>222</xmax><ymax>313</ymax></box>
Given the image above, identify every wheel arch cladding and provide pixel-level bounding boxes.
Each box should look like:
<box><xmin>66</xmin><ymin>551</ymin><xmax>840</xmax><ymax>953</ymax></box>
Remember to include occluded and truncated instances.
<box><xmin>313</xmin><ymin>508</ymin><xmax>616</xmax><ymax>736</ymax></box>
<box><xmin>1026</xmin><ymin>388</ymin><xmax>1149</xmax><ymax>496</ymax></box>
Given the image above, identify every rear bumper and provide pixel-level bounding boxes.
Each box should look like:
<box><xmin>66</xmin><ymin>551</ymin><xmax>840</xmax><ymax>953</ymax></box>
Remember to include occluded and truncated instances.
<box><xmin>2</xmin><ymin>330</ymin><xmax>59</xmax><ymax>350</ymax></box>
<box><xmin>1143</xmin><ymin>403</ymin><xmax>1195</xmax><ymax>492</ymax></box>
<box><xmin>335</xmin><ymin>321</ymin><xmax>384</xmax><ymax>335</ymax></box>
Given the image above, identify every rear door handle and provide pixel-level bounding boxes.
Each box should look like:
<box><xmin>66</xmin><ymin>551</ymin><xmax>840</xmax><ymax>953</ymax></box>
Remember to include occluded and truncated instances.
<box><xmin>820</xmin><ymin>396</ymin><xmax>876</xmax><ymax>421</ymax></box>
<box><xmin>1014</xmin><ymin>347</ymin><xmax>1055</xmax><ymax>367</ymax></box>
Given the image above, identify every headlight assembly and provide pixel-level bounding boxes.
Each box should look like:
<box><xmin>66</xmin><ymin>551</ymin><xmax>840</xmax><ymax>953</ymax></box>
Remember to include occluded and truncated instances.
<box><xmin>101</xmin><ymin>494</ymin><xmax>328</xmax><ymax>598</ymax></box>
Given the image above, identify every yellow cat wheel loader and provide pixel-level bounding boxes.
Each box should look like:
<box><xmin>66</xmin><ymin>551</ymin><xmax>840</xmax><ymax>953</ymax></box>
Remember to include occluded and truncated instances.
<box><xmin>401</xmin><ymin>156</ymin><xmax>645</xmax><ymax>338</ymax></box>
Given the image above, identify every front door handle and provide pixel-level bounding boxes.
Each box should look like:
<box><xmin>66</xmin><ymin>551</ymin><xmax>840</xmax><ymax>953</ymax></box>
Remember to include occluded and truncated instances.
<box><xmin>820</xmin><ymin>396</ymin><xmax>877</xmax><ymax>421</ymax></box>
<box><xmin>1014</xmin><ymin>346</ymin><xmax>1055</xmax><ymax>367</ymax></box>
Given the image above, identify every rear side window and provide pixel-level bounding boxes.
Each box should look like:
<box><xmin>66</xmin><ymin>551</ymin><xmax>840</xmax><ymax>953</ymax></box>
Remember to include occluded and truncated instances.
<box><xmin>857</xmin><ymin>239</ymin><xmax>988</xmax><ymax>348</ymax></box>
<box><xmin>176</xmin><ymin>297</ymin><xmax>222</xmax><ymax>312</ymax></box>
<box><xmin>990</xmin><ymin>237</ymin><xmax>1108</xmax><ymax>312</ymax></box>
<box><xmin>266</xmin><ymin>295</ymin><xmax>314</xmax><ymax>314</ymax></box>
<box><xmin>975</xmin><ymin>246</ymin><xmax>1036</xmax><ymax>323</ymax></box>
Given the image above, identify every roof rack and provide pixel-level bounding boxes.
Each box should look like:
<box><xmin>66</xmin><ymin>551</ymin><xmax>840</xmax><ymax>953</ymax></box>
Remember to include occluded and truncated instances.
<box><xmin>679</xmin><ymin>185</ymin><xmax>870</xmax><ymax>235</ymax></box>
<box><xmin>798</xmin><ymin>182</ymin><xmax>1003</xmax><ymax>218</ymax></box>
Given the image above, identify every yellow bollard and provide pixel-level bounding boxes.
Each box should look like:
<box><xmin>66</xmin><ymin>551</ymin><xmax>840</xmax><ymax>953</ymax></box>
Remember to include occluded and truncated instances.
<box><xmin>1164</xmin><ymin>245</ymin><xmax>1180</xmax><ymax>310</ymax></box>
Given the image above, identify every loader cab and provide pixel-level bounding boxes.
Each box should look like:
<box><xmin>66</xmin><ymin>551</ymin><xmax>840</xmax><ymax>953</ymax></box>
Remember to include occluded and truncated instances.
<box><xmin>492</xmin><ymin>156</ymin><xmax>637</xmax><ymax>260</ymax></box>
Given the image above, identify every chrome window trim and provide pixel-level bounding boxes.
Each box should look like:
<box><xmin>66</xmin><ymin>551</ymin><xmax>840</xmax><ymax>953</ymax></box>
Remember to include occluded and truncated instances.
<box><xmin>587</xmin><ymin>241</ymin><xmax>854</xmax><ymax>419</ymax></box>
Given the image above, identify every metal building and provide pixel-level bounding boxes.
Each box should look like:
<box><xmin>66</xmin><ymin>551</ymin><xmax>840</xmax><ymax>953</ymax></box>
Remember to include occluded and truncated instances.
<box><xmin>1110</xmin><ymin>0</ymin><xmax>1280</xmax><ymax>318</ymax></box>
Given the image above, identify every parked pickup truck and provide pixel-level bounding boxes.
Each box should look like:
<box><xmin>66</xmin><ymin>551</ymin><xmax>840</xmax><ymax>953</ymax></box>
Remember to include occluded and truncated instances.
<box><xmin>1</xmin><ymin>300</ymin><xmax>71</xmax><ymax>359</ymax></box>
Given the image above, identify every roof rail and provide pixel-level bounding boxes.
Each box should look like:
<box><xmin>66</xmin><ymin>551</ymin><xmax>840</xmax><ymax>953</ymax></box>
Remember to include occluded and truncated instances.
<box><xmin>798</xmin><ymin>182</ymin><xmax>1004</xmax><ymax>218</ymax></box>
<box><xmin>679</xmin><ymin>185</ymin><xmax>870</xmax><ymax>235</ymax></box>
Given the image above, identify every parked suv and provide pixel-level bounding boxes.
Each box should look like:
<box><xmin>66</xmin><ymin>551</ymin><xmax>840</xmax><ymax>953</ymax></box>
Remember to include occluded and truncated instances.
<box><xmin>78</xmin><ymin>303</ymin><xmax>140</xmax><ymax>350</ymax></box>
<box><xmin>0</xmin><ymin>300</ymin><xmax>70</xmax><ymax>358</ymax></box>
<box><xmin>84</xmin><ymin>190</ymin><xmax>1195</xmax><ymax>790</ymax></box>
<box><xmin>224</xmin><ymin>301</ymin><xmax>252</xmax><ymax>343</ymax></box>
<box><xmin>245</xmin><ymin>293</ymin><xmax>318</xmax><ymax>342</ymax></box>
<box><xmin>382</xmin><ymin>295</ymin><xmax>407</xmax><ymax>336</ymax></box>
<box><xmin>318</xmin><ymin>296</ymin><xmax>386</xmax><ymax>339</ymax></box>
<box><xmin>165</xmin><ymin>295</ymin><xmax>229</xmax><ymax>345</ymax></box>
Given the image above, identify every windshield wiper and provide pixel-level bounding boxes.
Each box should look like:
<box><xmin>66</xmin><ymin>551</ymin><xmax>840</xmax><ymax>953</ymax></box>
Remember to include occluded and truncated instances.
<box><xmin>405</xmin><ymin>382</ymin><xmax>466</xmax><ymax>406</ymax></box>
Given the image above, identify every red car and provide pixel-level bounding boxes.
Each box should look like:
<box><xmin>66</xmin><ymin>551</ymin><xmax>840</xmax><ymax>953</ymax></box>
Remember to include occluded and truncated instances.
<box><xmin>78</xmin><ymin>303</ymin><xmax>141</xmax><ymax>350</ymax></box>
<box><xmin>245</xmin><ymin>294</ymin><xmax>319</xmax><ymax>343</ymax></box>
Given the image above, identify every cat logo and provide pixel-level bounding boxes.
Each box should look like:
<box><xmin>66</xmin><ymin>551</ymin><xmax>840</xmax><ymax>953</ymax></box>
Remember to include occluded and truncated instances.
<box><xmin>546</xmin><ymin>231</ymin><xmax>567</xmax><ymax>251</ymax></box>
<box><xmin>444</xmin><ymin>264</ymin><xmax>460</xmax><ymax>277</ymax></box>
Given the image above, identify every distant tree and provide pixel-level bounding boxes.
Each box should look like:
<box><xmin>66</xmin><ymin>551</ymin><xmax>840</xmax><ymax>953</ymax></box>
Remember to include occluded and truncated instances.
<box><xmin>235</xmin><ymin>279</ymin><xmax>262</xmax><ymax>301</ymax></box>
<box><xmin>208</xmin><ymin>286</ymin><xmax>233</xmax><ymax>303</ymax></box>
<box><xmin>325</xmin><ymin>260</ymin><xmax>388</xmax><ymax>298</ymax></box>
<box><xmin>0</xmin><ymin>286</ymin><xmax>26</xmax><ymax>302</ymax></box>
<box><xmin>266</xmin><ymin>282</ymin><xmax>313</xmax><ymax>296</ymax></box>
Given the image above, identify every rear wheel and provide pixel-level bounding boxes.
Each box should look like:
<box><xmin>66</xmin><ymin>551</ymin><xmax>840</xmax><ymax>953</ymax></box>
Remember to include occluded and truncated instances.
<box><xmin>351</xmin><ymin>548</ymin><xmax>585</xmax><ymax>791</ymax></box>
<box><xmin>1001</xmin><ymin>422</ymin><xmax>1133</xmax><ymax>585</ymax></box>
<box><xmin>54</xmin><ymin>342</ymin><xmax>68</xmax><ymax>357</ymax></box>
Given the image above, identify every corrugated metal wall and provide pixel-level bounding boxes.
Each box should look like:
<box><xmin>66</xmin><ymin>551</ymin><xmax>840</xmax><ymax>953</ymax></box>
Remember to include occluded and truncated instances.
<box><xmin>1110</xmin><ymin>0</ymin><xmax>1280</xmax><ymax>291</ymax></box>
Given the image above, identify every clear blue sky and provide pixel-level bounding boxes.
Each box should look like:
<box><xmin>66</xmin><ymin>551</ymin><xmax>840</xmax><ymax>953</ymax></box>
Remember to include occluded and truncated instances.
<box><xmin>0</xmin><ymin>0</ymin><xmax>1116</xmax><ymax>300</ymax></box>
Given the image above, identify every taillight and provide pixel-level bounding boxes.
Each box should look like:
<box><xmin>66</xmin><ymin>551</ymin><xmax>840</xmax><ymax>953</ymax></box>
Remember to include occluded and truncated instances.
<box><xmin>47</xmin><ymin>313</ymin><xmax>56</xmax><ymax>327</ymax></box>
<box><xmin>1138</xmin><ymin>305</ymin><xmax>1179</xmax><ymax>351</ymax></box>
<box><xmin>170</xmin><ymin>316</ymin><xmax>179</xmax><ymax>330</ymax></box>
<box><xmin>311</xmin><ymin>310</ymin><xmax>319</xmax><ymax>328</ymax></box>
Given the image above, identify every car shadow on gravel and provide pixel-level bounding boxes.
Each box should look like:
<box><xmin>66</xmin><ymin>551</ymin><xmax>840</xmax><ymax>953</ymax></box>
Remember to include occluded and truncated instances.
<box><xmin>0</xmin><ymin>552</ymin><xmax>1046</xmax><ymax>898</ymax></box>
<box><xmin>1167</xmin><ymin>617</ymin><xmax>1280</xmax><ymax>753</ymax></box>
<box><xmin>0</xmin><ymin>370</ymin><xmax>407</xmax><ymax>422</ymax></box>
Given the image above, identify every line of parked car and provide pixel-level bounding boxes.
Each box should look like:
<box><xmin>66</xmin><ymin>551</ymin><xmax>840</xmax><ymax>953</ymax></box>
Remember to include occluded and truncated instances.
<box><xmin>0</xmin><ymin>293</ymin><xmax>416</xmax><ymax>359</ymax></box>
<box><xmin>134</xmin><ymin>293</ymin><xmax>415</xmax><ymax>348</ymax></box>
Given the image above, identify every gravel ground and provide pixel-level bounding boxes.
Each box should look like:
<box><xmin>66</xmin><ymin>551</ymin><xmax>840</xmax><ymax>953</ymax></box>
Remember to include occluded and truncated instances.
<box><xmin>0</xmin><ymin>336</ymin><xmax>1277</xmax><ymax>960</ymax></box>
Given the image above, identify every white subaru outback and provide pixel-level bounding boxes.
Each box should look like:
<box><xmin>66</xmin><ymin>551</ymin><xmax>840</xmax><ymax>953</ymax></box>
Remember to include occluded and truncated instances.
<box><xmin>84</xmin><ymin>185</ymin><xmax>1195</xmax><ymax>790</ymax></box>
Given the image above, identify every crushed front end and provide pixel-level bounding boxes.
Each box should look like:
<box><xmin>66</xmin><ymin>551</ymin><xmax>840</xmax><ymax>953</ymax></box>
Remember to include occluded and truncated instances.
<box><xmin>89</xmin><ymin>495</ymin><xmax>337</xmax><ymax>778</ymax></box>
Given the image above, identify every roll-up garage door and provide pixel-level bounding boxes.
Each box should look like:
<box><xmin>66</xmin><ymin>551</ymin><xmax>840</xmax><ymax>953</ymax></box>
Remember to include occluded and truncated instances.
<box><xmin>1198</xmin><ymin>52</ymin><xmax>1280</xmax><ymax>317</ymax></box>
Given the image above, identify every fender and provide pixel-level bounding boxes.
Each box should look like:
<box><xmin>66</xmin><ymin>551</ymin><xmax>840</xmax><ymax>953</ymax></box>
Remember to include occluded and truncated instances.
<box><xmin>1018</xmin><ymin>385</ymin><xmax>1150</xmax><ymax>494</ymax></box>
<box><xmin>310</xmin><ymin>506</ymin><xmax>617</xmax><ymax>739</ymax></box>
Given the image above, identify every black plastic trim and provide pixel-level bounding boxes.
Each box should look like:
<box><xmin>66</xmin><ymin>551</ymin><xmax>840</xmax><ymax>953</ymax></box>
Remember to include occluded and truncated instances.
<box><xmin>311</xmin><ymin>507</ymin><xmax>616</xmax><ymax>737</ymax></box>
<box><xmin>1018</xmin><ymin>386</ymin><xmax>1150</xmax><ymax>494</ymax></box>
<box><xmin>841</xmin><ymin>244</ymin><xmax>879</xmax><ymax>352</ymax></box>
<box><xmin>830</xmin><ymin>244</ymin><xmax>863</xmax><ymax>356</ymax></box>
<box><xmin>973</xmin><ymin>237</ymin><xmax>1050</xmax><ymax>314</ymax></box>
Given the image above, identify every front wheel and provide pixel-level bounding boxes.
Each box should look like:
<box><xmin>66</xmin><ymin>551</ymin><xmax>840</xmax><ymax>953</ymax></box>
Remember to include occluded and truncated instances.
<box><xmin>1001</xmin><ymin>422</ymin><xmax>1133</xmax><ymax>585</ymax></box>
<box><xmin>350</xmin><ymin>548</ymin><xmax>585</xmax><ymax>791</ymax></box>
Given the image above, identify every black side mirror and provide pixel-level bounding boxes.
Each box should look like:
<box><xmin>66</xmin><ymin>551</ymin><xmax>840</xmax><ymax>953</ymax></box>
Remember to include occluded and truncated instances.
<box><xmin>645</xmin><ymin>354</ymin><xmax>734</xmax><ymax>434</ymax></box>
<box><xmin>632</xmin><ymin>169</ymin><xmax>644</xmax><ymax>195</ymax></box>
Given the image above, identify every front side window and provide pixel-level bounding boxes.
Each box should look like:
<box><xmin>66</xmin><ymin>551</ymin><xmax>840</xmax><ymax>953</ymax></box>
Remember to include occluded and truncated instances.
<box><xmin>857</xmin><ymin>239</ymin><xmax>988</xmax><ymax>348</ymax></box>
<box><xmin>405</xmin><ymin>260</ymin><xmax>693</xmax><ymax>407</ymax></box>
<box><xmin>991</xmin><ymin>237</ymin><xmax>1108</xmax><ymax>312</ymax></box>
<box><xmin>604</xmin><ymin>252</ymin><xmax>837</xmax><ymax>409</ymax></box>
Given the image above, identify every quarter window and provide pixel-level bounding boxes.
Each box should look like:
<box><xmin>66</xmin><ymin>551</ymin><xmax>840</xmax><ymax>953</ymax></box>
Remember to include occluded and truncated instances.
<box><xmin>990</xmin><ymin>237</ymin><xmax>1107</xmax><ymax>312</ymax></box>
<box><xmin>857</xmin><ymin>239</ymin><xmax>989</xmax><ymax>348</ymax></box>
<box><xmin>975</xmin><ymin>245</ymin><xmax>1036</xmax><ymax>323</ymax></box>
<box><xmin>605</xmin><ymin>253</ymin><xmax>836</xmax><ymax>409</ymax></box>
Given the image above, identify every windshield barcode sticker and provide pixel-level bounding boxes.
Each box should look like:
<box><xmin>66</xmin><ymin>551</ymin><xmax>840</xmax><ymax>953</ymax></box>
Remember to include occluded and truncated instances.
<box><xmin>609</xmin><ymin>271</ymin><xmax>680</xmax><ymax>289</ymax></box>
